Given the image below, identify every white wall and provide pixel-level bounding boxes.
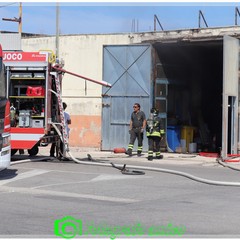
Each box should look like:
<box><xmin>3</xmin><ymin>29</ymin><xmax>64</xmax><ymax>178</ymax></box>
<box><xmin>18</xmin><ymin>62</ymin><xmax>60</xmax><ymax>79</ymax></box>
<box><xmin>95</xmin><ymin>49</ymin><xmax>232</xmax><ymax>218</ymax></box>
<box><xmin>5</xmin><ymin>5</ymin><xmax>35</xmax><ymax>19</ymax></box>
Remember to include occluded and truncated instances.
<box><xmin>22</xmin><ymin>33</ymin><xmax>142</xmax><ymax>147</ymax></box>
<box><xmin>22</xmin><ymin>33</ymin><xmax>142</xmax><ymax>112</ymax></box>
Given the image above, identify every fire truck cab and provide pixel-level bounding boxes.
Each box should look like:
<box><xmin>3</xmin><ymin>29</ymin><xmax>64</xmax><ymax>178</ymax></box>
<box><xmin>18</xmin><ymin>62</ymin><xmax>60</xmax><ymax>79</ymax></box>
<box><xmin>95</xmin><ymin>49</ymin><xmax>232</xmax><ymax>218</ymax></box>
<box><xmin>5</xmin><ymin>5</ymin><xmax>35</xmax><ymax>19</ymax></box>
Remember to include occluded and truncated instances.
<box><xmin>3</xmin><ymin>51</ymin><xmax>62</xmax><ymax>156</ymax></box>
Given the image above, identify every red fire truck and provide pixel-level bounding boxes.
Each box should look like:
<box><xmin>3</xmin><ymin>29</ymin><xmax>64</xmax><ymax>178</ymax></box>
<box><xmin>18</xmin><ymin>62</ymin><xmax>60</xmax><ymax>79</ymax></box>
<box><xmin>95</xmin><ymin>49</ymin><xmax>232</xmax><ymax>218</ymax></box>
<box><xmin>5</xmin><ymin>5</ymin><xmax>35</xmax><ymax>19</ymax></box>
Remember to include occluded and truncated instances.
<box><xmin>3</xmin><ymin>51</ymin><xmax>62</xmax><ymax>156</ymax></box>
<box><xmin>0</xmin><ymin>45</ymin><xmax>11</xmax><ymax>169</ymax></box>
<box><xmin>3</xmin><ymin>50</ymin><xmax>111</xmax><ymax>157</ymax></box>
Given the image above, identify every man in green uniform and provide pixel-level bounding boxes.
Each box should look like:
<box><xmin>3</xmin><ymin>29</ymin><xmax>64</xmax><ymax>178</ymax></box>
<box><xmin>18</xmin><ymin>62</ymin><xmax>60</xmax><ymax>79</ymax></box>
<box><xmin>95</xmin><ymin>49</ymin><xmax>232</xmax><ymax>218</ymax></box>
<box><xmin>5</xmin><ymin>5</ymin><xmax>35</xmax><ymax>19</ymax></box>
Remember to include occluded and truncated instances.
<box><xmin>126</xmin><ymin>103</ymin><xmax>146</xmax><ymax>156</ymax></box>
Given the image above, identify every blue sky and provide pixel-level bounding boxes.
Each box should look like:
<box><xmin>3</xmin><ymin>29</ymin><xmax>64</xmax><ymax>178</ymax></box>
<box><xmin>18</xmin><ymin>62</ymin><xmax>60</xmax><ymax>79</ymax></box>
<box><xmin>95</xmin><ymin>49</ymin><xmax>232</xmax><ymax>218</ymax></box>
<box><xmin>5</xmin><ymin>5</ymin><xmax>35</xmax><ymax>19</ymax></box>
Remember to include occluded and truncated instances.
<box><xmin>0</xmin><ymin>2</ymin><xmax>240</xmax><ymax>35</ymax></box>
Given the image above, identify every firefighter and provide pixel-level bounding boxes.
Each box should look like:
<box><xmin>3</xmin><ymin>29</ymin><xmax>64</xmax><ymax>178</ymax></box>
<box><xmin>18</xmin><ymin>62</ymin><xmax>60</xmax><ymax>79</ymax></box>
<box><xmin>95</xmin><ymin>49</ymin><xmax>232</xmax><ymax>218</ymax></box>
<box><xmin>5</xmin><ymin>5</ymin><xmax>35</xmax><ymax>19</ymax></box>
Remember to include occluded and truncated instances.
<box><xmin>125</xmin><ymin>103</ymin><xmax>146</xmax><ymax>156</ymax></box>
<box><xmin>50</xmin><ymin>102</ymin><xmax>71</xmax><ymax>158</ymax></box>
<box><xmin>146</xmin><ymin>108</ymin><xmax>165</xmax><ymax>161</ymax></box>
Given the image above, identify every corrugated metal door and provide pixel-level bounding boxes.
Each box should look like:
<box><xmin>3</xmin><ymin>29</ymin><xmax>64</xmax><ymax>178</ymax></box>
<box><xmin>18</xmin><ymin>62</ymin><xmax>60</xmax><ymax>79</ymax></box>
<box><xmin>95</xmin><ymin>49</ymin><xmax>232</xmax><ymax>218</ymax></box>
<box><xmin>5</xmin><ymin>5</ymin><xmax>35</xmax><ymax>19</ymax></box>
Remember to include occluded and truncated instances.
<box><xmin>102</xmin><ymin>44</ymin><xmax>152</xmax><ymax>151</ymax></box>
<box><xmin>222</xmin><ymin>36</ymin><xmax>239</xmax><ymax>158</ymax></box>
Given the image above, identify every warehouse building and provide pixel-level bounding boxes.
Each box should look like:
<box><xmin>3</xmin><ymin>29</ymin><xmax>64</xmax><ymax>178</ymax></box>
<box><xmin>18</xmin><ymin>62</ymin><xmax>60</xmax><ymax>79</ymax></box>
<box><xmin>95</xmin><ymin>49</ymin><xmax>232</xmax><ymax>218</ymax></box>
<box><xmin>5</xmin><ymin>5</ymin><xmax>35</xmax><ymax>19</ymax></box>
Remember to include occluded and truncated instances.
<box><xmin>14</xmin><ymin>26</ymin><xmax>240</xmax><ymax>158</ymax></box>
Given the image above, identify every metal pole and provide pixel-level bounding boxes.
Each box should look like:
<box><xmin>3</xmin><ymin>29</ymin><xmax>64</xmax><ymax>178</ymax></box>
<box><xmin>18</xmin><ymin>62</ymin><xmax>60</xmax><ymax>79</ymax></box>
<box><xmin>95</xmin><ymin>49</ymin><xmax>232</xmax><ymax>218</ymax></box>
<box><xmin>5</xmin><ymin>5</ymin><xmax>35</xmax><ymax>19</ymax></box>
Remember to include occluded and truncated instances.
<box><xmin>198</xmin><ymin>11</ymin><xmax>201</xmax><ymax>28</ymax></box>
<box><xmin>18</xmin><ymin>2</ymin><xmax>22</xmax><ymax>36</ymax></box>
<box><xmin>154</xmin><ymin>15</ymin><xmax>156</xmax><ymax>31</ymax></box>
<box><xmin>154</xmin><ymin>14</ymin><xmax>164</xmax><ymax>31</ymax></box>
<box><xmin>56</xmin><ymin>3</ymin><xmax>59</xmax><ymax>59</ymax></box>
<box><xmin>235</xmin><ymin>7</ymin><xmax>240</xmax><ymax>25</ymax></box>
<box><xmin>199</xmin><ymin>10</ymin><xmax>208</xmax><ymax>28</ymax></box>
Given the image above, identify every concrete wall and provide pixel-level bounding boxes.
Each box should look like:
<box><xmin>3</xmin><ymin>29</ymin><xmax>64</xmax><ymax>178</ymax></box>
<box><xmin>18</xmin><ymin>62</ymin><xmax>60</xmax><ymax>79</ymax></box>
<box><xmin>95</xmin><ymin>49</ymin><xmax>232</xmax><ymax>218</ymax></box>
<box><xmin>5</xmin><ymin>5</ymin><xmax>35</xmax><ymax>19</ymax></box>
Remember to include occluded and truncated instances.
<box><xmin>22</xmin><ymin>27</ymin><xmax>240</xmax><ymax>148</ymax></box>
<box><xmin>0</xmin><ymin>33</ymin><xmax>21</xmax><ymax>50</ymax></box>
<box><xmin>22</xmin><ymin>33</ymin><xmax>142</xmax><ymax>148</ymax></box>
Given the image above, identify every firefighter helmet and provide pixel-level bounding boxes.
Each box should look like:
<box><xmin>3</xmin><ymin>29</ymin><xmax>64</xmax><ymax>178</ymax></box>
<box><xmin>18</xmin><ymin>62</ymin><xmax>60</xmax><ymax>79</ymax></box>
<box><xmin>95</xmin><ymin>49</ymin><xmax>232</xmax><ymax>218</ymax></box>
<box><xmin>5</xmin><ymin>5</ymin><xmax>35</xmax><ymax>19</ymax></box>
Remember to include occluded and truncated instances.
<box><xmin>150</xmin><ymin>108</ymin><xmax>159</xmax><ymax>116</ymax></box>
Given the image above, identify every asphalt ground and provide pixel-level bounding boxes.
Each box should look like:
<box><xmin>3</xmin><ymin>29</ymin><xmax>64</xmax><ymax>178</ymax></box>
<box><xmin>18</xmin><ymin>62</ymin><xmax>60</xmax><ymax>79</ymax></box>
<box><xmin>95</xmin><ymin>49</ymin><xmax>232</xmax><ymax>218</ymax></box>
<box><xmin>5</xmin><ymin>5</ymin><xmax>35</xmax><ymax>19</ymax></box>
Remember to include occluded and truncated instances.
<box><xmin>1</xmin><ymin>147</ymin><xmax>240</xmax><ymax>239</ymax></box>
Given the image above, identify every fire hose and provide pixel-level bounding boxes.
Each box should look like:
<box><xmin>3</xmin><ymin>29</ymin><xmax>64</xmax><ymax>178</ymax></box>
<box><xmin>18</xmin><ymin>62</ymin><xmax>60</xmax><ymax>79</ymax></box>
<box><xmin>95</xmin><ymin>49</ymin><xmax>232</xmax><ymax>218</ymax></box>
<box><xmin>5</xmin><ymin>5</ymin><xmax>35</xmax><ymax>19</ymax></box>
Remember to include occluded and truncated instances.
<box><xmin>216</xmin><ymin>157</ymin><xmax>240</xmax><ymax>172</ymax></box>
<box><xmin>11</xmin><ymin>151</ymin><xmax>240</xmax><ymax>187</ymax></box>
<box><xmin>9</xmin><ymin>63</ymin><xmax>240</xmax><ymax>186</ymax></box>
<box><xmin>9</xmin><ymin>123</ymin><xmax>240</xmax><ymax>187</ymax></box>
<box><xmin>9</xmin><ymin>146</ymin><xmax>240</xmax><ymax>188</ymax></box>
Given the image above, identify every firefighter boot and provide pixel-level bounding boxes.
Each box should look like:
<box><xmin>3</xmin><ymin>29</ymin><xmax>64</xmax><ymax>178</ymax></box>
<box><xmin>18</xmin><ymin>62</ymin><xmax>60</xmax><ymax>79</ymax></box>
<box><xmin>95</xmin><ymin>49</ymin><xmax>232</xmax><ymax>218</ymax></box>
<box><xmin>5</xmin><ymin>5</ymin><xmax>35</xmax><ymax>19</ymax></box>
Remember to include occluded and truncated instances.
<box><xmin>156</xmin><ymin>152</ymin><xmax>163</xmax><ymax>159</ymax></box>
<box><xmin>125</xmin><ymin>149</ymin><xmax>132</xmax><ymax>156</ymax></box>
<box><xmin>137</xmin><ymin>146</ymin><xmax>143</xmax><ymax>156</ymax></box>
<box><xmin>126</xmin><ymin>144</ymin><xmax>133</xmax><ymax>156</ymax></box>
<box><xmin>148</xmin><ymin>150</ymin><xmax>153</xmax><ymax>161</ymax></box>
<box><xmin>148</xmin><ymin>156</ymin><xmax>153</xmax><ymax>161</ymax></box>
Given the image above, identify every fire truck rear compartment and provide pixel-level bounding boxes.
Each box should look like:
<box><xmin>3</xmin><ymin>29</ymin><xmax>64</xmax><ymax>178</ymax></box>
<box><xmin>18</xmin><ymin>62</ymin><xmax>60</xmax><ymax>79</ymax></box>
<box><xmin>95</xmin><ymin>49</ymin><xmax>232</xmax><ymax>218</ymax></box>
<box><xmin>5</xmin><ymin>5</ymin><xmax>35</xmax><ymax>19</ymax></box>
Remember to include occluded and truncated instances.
<box><xmin>154</xmin><ymin>40</ymin><xmax>223</xmax><ymax>151</ymax></box>
<box><xmin>6</xmin><ymin>62</ymin><xmax>60</xmax><ymax>156</ymax></box>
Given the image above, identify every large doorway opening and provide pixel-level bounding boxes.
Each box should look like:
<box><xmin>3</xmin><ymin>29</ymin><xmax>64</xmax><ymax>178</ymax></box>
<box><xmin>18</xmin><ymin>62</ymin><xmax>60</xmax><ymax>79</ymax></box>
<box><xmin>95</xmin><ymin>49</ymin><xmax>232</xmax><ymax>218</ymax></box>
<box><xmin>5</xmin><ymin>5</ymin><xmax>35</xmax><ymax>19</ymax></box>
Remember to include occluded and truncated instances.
<box><xmin>154</xmin><ymin>40</ymin><xmax>223</xmax><ymax>153</ymax></box>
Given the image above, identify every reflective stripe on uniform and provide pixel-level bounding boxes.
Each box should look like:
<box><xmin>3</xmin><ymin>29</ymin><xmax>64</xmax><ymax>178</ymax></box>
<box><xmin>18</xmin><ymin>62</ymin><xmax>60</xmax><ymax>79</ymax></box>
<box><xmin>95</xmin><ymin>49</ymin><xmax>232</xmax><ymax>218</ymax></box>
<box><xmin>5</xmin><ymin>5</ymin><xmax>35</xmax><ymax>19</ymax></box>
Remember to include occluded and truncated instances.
<box><xmin>146</xmin><ymin>131</ymin><xmax>161</xmax><ymax>137</ymax></box>
<box><xmin>148</xmin><ymin>150</ymin><xmax>153</xmax><ymax>157</ymax></box>
<box><xmin>137</xmin><ymin>146</ymin><xmax>143</xmax><ymax>151</ymax></box>
<box><xmin>128</xmin><ymin>144</ymin><xmax>134</xmax><ymax>150</ymax></box>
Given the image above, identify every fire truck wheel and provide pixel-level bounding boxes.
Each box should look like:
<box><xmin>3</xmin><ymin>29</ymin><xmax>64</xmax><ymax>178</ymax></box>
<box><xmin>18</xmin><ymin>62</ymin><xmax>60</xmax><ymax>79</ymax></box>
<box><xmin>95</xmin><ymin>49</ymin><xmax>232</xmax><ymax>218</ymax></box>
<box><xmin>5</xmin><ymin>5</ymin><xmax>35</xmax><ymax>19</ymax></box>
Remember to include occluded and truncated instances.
<box><xmin>28</xmin><ymin>145</ymin><xmax>39</xmax><ymax>156</ymax></box>
<box><xmin>11</xmin><ymin>149</ymin><xmax>18</xmax><ymax>156</ymax></box>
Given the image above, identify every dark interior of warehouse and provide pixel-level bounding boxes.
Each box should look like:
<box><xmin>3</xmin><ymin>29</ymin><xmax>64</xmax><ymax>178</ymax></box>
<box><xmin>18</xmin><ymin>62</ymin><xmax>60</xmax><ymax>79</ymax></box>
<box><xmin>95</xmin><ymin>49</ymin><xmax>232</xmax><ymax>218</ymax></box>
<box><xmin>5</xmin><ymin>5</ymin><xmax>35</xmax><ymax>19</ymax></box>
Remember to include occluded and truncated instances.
<box><xmin>154</xmin><ymin>40</ymin><xmax>224</xmax><ymax>153</ymax></box>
